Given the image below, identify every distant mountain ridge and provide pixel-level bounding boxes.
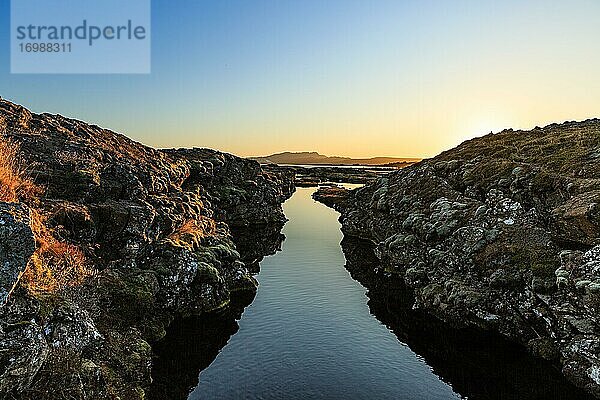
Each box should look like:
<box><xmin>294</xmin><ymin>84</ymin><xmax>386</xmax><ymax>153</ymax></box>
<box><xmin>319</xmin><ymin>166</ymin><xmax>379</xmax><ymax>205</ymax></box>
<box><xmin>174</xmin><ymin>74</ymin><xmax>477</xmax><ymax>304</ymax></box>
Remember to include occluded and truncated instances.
<box><xmin>250</xmin><ymin>151</ymin><xmax>420</xmax><ymax>166</ymax></box>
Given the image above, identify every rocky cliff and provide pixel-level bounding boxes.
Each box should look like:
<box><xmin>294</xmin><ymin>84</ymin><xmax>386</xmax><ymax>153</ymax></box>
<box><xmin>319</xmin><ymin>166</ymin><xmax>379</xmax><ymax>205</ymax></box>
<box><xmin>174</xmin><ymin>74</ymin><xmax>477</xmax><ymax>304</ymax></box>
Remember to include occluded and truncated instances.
<box><xmin>315</xmin><ymin>120</ymin><xmax>600</xmax><ymax>397</ymax></box>
<box><xmin>0</xmin><ymin>98</ymin><xmax>294</xmax><ymax>399</ymax></box>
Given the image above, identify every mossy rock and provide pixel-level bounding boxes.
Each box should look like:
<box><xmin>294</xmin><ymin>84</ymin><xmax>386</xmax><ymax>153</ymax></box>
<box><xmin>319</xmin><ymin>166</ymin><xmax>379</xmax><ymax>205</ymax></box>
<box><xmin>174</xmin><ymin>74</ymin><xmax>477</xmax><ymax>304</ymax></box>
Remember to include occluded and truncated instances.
<box><xmin>96</xmin><ymin>271</ymin><xmax>167</xmax><ymax>342</ymax></box>
<box><xmin>206</xmin><ymin>244</ymin><xmax>240</xmax><ymax>262</ymax></box>
<box><xmin>196</xmin><ymin>262</ymin><xmax>223</xmax><ymax>283</ymax></box>
<box><xmin>36</xmin><ymin>292</ymin><xmax>65</xmax><ymax>321</ymax></box>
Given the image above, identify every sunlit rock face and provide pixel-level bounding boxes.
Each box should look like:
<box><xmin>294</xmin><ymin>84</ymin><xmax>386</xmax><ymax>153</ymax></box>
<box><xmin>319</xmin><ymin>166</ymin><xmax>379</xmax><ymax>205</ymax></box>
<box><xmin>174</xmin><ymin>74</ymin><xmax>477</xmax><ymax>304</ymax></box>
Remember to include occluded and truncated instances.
<box><xmin>316</xmin><ymin>120</ymin><xmax>600</xmax><ymax>398</ymax></box>
<box><xmin>0</xmin><ymin>98</ymin><xmax>294</xmax><ymax>399</ymax></box>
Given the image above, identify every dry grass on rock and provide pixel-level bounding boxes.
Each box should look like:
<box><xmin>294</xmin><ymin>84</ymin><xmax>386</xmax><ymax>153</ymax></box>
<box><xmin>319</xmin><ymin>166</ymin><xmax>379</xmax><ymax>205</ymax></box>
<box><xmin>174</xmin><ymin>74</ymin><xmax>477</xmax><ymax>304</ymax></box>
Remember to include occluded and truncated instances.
<box><xmin>0</xmin><ymin>134</ymin><xmax>89</xmax><ymax>294</ymax></box>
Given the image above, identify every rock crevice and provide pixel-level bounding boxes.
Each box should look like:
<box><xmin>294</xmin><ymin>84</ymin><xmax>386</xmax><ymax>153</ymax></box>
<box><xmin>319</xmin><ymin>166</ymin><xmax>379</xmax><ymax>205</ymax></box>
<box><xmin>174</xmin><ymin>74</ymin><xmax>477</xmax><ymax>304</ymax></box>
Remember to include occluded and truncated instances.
<box><xmin>0</xmin><ymin>98</ymin><xmax>294</xmax><ymax>399</ymax></box>
<box><xmin>316</xmin><ymin>119</ymin><xmax>600</xmax><ymax>397</ymax></box>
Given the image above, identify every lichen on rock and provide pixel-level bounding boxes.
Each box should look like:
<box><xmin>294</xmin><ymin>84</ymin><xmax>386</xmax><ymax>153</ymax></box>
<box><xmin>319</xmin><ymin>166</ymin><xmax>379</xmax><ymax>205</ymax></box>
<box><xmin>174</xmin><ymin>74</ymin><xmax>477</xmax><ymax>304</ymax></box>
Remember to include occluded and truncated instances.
<box><xmin>0</xmin><ymin>98</ymin><xmax>295</xmax><ymax>399</ymax></box>
<box><xmin>316</xmin><ymin>119</ymin><xmax>600</xmax><ymax>398</ymax></box>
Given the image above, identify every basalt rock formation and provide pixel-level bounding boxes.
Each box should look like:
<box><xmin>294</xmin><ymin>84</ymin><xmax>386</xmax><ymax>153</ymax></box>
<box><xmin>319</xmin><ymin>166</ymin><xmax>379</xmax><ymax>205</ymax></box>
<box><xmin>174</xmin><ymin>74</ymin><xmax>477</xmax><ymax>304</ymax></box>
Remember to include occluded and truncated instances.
<box><xmin>0</xmin><ymin>98</ymin><xmax>294</xmax><ymax>399</ymax></box>
<box><xmin>315</xmin><ymin>120</ymin><xmax>600</xmax><ymax>398</ymax></box>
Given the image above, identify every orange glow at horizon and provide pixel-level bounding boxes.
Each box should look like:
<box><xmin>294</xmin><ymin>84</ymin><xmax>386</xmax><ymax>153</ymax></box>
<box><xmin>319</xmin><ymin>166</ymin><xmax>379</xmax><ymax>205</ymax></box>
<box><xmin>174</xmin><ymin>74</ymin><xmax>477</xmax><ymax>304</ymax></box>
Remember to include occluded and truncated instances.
<box><xmin>5</xmin><ymin>1</ymin><xmax>599</xmax><ymax>160</ymax></box>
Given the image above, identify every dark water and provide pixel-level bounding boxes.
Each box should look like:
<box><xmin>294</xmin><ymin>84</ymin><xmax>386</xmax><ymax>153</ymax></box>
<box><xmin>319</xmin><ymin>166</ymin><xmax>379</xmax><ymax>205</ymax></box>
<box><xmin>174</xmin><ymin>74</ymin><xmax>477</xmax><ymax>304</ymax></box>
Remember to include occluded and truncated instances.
<box><xmin>191</xmin><ymin>187</ymin><xmax>459</xmax><ymax>399</ymax></box>
<box><xmin>152</xmin><ymin>187</ymin><xmax>593</xmax><ymax>400</ymax></box>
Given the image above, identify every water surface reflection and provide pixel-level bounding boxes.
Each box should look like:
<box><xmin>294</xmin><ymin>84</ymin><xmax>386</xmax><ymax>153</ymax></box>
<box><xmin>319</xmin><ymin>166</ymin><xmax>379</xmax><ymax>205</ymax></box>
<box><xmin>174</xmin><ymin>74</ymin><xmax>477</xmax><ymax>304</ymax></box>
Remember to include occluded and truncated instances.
<box><xmin>151</xmin><ymin>187</ymin><xmax>592</xmax><ymax>400</ymax></box>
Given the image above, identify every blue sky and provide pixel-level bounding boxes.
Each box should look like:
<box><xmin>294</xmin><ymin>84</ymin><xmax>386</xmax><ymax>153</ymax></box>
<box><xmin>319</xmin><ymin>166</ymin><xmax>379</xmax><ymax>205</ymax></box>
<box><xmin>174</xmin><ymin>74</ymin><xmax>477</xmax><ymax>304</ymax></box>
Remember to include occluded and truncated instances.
<box><xmin>1</xmin><ymin>0</ymin><xmax>599</xmax><ymax>157</ymax></box>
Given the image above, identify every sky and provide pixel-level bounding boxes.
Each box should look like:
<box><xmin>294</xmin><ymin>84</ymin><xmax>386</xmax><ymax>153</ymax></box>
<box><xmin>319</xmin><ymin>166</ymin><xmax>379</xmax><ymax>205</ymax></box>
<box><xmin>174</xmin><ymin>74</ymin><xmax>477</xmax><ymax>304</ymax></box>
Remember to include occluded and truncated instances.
<box><xmin>1</xmin><ymin>0</ymin><xmax>599</xmax><ymax>158</ymax></box>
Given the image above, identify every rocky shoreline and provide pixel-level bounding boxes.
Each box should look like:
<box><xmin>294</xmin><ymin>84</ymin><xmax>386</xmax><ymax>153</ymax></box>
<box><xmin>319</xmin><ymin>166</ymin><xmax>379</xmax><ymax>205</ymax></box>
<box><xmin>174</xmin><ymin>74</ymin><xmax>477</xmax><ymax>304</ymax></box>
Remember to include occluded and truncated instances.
<box><xmin>339</xmin><ymin>236</ymin><xmax>595</xmax><ymax>400</ymax></box>
<box><xmin>314</xmin><ymin>120</ymin><xmax>600</xmax><ymax>398</ymax></box>
<box><xmin>3</xmin><ymin>96</ymin><xmax>599</xmax><ymax>399</ymax></box>
<box><xmin>0</xmin><ymin>98</ymin><xmax>294</xmax><ymax>399</ymax></box>
<box><xmin>264</xmin><ymin>164</ymin><xmax>389</xmax><ymax>187</ymax></box>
